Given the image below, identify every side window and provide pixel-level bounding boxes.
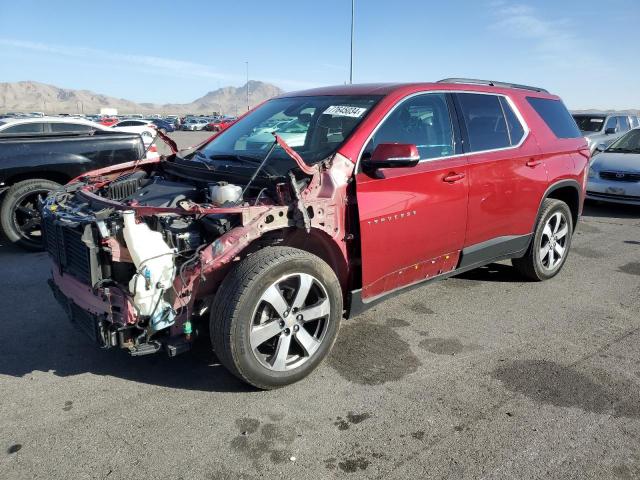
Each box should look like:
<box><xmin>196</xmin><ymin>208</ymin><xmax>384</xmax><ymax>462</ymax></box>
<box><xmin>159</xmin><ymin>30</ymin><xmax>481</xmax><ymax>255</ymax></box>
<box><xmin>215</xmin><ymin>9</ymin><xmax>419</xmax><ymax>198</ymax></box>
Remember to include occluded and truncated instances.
<box><xmin>50</xmin><ymin>123</ymin><xmax>93</xmax><ymax>133</ymax></box>
<box><xmin>364</xmin><ymin>93</ymin><xmax>454</xmax><ymax>160</ymax></box>
<box><xmin>118</xmin><ymin>121</ymin><xmax>133</xmax><ymax>127</ymax></box>
<box><xmin>2</xmin><ymin>123</ymin><xmax>45</xmax><ymax>134</ymax></box>
<box><xmin>499</xmin><ymin>97</ymin><xmax>525</xmax><ymax>145</ymax></box>
<box><xmin>457</xmin><ymin>93</ymin><xmax>511</xmax><ymax>152</ymax></box>
<box><xmin>604</xmin><ymin>116</ymin><xmax>618</xmax><ymax>132</ymax></box>
<box><xmin>617</xmin><ymin>116</ymin><xmax>630</xmax><ymax>132</ymax></box>
<box><xmin>526</xmin><ymin>97</ymin><xmax>582</xmax><ymax>139</ymax></box>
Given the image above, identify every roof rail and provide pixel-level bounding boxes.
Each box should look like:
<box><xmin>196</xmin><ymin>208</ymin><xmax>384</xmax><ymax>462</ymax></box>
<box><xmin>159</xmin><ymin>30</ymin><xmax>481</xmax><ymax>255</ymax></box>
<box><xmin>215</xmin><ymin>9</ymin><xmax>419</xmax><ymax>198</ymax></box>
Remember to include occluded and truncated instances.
<box><xmin>437</xmin><ymin>78</ymin><xmax>549</xmax><ymax>94</ymax></box>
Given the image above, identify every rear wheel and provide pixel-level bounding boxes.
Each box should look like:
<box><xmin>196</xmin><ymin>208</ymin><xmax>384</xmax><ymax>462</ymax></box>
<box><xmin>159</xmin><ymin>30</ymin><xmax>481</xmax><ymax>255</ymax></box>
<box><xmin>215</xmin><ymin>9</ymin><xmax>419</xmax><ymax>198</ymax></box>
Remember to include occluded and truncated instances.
<box><xmin>512</xmin><ymin>199</ymin><xmax>573</xmax><ymax>281</ymax></box>
<box><xmin>210</xmin><ymin>247</ymin><xmax>342</xmax><ymax>389</ymax></box>
<box><xmin>1</xmin><ymin>179</ymin><xmax>61</xmax><ymax>251</ymax></box>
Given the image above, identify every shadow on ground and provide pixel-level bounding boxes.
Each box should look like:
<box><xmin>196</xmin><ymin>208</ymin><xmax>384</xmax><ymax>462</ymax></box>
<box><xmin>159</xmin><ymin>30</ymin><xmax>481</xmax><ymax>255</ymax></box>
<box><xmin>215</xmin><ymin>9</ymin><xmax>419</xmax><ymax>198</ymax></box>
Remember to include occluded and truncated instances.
<box><xmin>453</xmin><ymin>262</ymin><xmax>524</xmax><ymax>283</ymax></box>
<box><xmin>0</xmin><ymin>243</ymin><xmax>251</xmax><ymax>393</ymax></box>
<box><xmin>582</xmin><ymin>200</ymin><xmax>640</xmax><ymax>220</ymax></box>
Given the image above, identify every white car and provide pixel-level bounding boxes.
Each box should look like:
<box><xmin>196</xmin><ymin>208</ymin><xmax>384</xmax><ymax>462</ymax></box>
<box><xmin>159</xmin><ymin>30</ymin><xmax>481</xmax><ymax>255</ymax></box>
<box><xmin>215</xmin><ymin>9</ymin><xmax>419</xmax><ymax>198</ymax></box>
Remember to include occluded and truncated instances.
<box><xmin>111</xmin><ymin>119</ymin><xmax>157</xmax><ymax>146</ymax></box>
<box><xmin>0</xmin><ymin>117</ymin><xmax>160</xmax><ymax>159</ymax></box>
<box><xmin>0</xmin><ymin>116</ymin><xmax>109</xmax><ymax>135</ymax></box>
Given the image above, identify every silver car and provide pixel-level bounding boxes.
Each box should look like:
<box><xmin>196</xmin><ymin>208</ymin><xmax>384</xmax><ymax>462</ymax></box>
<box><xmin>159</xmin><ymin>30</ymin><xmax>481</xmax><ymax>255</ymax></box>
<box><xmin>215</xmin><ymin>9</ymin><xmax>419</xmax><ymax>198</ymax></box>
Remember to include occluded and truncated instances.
<box><xmin>587</xmin><ymin>128</ymin><xmax>640</xmax><ymax>205</ymax></box>
<box><xmin>181</xmin><ymin>118</ymin><xmax>209</xmax><ymax>131</ymax></box>
<box><xmin>573</xmin><ymin>112</ymin><xmax>634</xmax><ymax>153</ymax></box>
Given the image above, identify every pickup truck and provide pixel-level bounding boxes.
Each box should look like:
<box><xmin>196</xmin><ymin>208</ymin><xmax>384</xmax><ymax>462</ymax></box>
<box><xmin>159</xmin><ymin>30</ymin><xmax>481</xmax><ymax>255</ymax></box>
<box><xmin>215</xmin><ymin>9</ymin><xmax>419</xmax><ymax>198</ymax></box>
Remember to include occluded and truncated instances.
<box><xmin>0</xmin><ymin>126</ymin><xmax>147</xmax><ymax>250</ymax></box>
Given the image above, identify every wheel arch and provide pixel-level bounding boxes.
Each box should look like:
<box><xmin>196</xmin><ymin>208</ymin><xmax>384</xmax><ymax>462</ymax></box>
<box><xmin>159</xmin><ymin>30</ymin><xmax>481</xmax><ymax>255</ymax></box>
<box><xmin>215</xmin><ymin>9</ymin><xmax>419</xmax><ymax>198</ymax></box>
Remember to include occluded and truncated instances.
<box><xmin>241</xmin><ymin>227</ymin><xmax>350</xmax><ymax>294</ymax></box>
<box><xmin>3</xmin><ymin>171</ymin><xmax>71</xmax><ymax>188</ymax></box>
<box><xmin>537</xmin><ymin>180</ymin><xmax>581</xmax><ymax>229</ymax></box>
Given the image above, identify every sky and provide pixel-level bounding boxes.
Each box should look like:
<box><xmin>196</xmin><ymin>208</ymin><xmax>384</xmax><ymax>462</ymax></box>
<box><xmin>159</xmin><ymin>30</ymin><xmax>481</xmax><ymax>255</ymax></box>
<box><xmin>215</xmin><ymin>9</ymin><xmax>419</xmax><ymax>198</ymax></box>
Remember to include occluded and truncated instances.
<box><xmin>0</xmin><ymin>0</ymin><xmax>638</xmax><ymax>110</ymax></box>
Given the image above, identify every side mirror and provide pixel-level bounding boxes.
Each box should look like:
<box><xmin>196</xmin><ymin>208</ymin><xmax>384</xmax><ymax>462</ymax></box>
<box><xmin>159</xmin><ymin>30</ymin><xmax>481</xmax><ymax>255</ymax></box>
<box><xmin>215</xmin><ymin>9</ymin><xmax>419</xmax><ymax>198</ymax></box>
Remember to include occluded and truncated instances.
<box><xmin>595</xmin><ymin>143</ymin><xmax>607</xmax><ymax>152</ymax></box>
<box><xmin>605</xmin><ymin>127</ymin><xmax>617</xmax><ymax>135</ymax></box>
<box><xmin>363</xmin><ymin>143</ymin><xmax>420</xmax><ymax>169</ymax></box>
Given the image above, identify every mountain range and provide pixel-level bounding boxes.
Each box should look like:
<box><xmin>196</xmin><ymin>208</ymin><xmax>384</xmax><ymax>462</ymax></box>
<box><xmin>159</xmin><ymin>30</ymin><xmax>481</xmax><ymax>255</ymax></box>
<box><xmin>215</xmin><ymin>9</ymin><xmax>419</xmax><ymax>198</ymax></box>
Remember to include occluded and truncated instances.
<box><xmin>0</xmin><ymin>81</ymin><xmax>284</xmax><ymax>116</ymax></box>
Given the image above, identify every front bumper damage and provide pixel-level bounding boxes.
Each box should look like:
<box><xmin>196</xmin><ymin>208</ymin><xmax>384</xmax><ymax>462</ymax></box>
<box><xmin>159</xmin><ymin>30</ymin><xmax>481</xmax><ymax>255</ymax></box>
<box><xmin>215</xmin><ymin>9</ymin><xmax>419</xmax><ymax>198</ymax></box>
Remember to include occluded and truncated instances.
<box><xmin>43</xmin><ymin>144</ymin><xmax>354</xmax><ymax>358</ymax></box>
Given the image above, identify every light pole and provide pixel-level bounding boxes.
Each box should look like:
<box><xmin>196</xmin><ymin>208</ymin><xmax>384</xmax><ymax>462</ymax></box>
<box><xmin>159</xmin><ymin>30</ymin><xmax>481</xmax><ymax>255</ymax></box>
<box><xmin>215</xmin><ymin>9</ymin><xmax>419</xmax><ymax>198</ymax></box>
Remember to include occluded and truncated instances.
<box><xmin>349</xmin><ymin>0</ymin><xmax>355</xmax><ymax>84</ymax></box>
<box><xmin>245</xmin><ymin>61</ymin><xmax>250</xmax><ymax>111</ymax></box>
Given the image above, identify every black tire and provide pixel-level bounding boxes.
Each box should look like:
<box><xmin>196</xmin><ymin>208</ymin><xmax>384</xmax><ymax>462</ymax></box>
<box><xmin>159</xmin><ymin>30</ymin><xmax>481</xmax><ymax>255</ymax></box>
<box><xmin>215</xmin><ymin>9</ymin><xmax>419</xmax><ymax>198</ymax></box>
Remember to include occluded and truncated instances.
<box><xmin>1</xmin><ymin>179</ymin><xmax>61</xmax><ymax>251</ymax></box>
<box><xmin>210</xmin><ymin>247</ymin><xmax>342</xmax><ymax>389</ymax></box>
<box><xmin>512</xmin><ymin>198</ymin><xmax>573</xmax><ymax>281</ymax></box>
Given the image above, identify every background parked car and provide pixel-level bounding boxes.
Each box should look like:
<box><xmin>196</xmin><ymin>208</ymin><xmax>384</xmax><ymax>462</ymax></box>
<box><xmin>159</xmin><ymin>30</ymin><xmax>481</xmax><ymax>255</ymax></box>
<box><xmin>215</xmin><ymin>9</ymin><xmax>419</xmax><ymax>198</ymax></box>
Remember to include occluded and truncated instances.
<box><xmin>164</xmin><ymin>115</ymin><xmax>180</xmax><ymax>129</ymax></box>
<box><xmin>587</xmin><ymin>128</ymin><xmax>640</xmax><ymax>205</ymax></box>
<box><xmin>204</xmin><ymin>117</ymin><xmax>236</xmax><ymax>132</ymax></box>
<box><xmin>181</xmin><ymin>118</ymin><xmax>209</xmax><ymax>131</ymax></box>
<box><xmin>111</xmin><ymin>119</ymin><xmax>157</xmax><ymax>146</ymax></box>
<box><xmin>147</xmin><ymin>118</ymin><xmax>175</xmax><ymax>133</ymax></box>
<box><xmin>99</xmin><ymin>117</ymin><xmax>119</xmax><ymax>127</ymax></box>
<box><xmin>0</xmin><ymin>116</ymin><xmax>108</xmax><ymax>135</ymax></box>
<box><xmin>572</xmin><ymin>112</ymin><xmax>633</xmax><ymax>153</ymax></box>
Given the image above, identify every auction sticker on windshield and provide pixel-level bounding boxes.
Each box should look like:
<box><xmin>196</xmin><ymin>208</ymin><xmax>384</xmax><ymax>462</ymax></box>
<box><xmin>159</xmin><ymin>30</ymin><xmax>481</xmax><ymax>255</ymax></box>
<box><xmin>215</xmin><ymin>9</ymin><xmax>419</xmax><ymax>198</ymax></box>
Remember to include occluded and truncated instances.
<box><xmin>324</xmin><ymin>105</ymin><xmax>368</xmax><ymax>118</ymax></box>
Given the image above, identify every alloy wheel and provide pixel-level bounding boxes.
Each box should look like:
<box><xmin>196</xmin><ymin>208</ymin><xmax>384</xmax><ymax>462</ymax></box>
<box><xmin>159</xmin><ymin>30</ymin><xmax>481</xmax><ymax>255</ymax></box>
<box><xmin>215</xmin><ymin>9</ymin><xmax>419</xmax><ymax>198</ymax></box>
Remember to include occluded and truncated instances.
<box><xmin>12</xmin><ymin>190</ymin><xmax>46</xmax><ymax>243</ymax></box>
<box><xmin>250</xmin><ymin>273</ymin><xmax>331</xmax><ymax>371</ymax></box>
<box><xmin>539</xmin><ymin>211</ymin><xmax>569</xmax><ymax>270</ymax></box>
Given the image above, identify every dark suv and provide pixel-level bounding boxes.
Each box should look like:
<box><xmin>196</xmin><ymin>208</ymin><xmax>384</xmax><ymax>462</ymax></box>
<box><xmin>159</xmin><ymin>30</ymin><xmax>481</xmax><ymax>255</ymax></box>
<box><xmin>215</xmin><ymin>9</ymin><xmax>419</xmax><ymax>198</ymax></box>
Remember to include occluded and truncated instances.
<box><xmin>43</xmin><ymin>79</ymin><xmax>589</xmax><ymax>389</ymax></box>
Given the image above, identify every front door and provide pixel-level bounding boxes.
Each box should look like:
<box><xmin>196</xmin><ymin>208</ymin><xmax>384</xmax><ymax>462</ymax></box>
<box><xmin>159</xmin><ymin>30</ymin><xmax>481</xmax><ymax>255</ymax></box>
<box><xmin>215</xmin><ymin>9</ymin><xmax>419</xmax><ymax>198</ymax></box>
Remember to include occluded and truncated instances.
<box><xmin>355</xmin><ymin>92</ymin><xmax>469</xmax><ymax>301</ymax></box>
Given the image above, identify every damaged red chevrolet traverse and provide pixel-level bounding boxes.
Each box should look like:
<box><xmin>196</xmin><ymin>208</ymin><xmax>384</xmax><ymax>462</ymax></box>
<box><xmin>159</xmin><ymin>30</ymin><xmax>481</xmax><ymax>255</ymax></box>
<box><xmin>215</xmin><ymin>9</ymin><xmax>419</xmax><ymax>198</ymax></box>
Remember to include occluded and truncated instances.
<box><xmin>43</xmin><ymin>79</ymin><xmax>589</xmax><ymax>389</ymax></box>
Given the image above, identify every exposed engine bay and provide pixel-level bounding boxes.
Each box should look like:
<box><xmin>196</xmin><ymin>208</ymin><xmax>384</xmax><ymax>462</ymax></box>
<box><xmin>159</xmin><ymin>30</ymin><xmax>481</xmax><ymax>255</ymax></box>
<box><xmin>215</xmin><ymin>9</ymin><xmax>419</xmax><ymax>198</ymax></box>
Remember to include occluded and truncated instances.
<box><xmin>43</xmin><ymin>146</ymin><xmax>354</xmax><ymax>357</ymax></box>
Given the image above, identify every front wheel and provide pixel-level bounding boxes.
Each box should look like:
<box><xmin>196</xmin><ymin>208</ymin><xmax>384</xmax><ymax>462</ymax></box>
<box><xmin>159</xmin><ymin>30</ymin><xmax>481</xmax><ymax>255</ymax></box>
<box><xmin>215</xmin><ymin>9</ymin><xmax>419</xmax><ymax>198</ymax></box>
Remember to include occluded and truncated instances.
<box><xmin>512</xmin><ymin>198</ymin><xmax>573</xmax><ymax>281</ymax></box>
<box><xmin>210</xmin><ymin>247</ymin><xmax>342</xmax><ymax>389</ymax></box>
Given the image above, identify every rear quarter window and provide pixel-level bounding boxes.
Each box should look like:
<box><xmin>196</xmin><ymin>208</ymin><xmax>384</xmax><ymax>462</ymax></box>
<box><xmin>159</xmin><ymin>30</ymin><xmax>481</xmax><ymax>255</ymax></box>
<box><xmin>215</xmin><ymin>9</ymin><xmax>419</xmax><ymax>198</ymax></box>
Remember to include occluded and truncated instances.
<box><xmin>526</xmin><ymin>97</ymin><xmax>581</xmax><ymax>139</ymax></box>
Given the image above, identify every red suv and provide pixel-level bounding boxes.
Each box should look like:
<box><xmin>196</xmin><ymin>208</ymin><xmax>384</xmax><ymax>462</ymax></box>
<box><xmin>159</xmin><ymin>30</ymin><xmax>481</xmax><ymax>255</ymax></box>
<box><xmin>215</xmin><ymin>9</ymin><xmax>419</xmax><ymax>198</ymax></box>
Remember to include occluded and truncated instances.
<box><xmin>43</xmin><ymin>79</ymin><xmax>589</xmax><ymax>389</ymax></box>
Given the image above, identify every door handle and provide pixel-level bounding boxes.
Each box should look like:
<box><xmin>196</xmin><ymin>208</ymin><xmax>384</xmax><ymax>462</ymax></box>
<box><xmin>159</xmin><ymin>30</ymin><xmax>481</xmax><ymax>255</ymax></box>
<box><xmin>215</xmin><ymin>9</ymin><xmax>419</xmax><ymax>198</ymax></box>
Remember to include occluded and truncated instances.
<box><xmin>443</xmin><ymin>172</ymin><xmax>465</xmax><ymax>183</ymax></box>
<box><xmin>526</xmin><ymin>159</ymin><xmax>543</xmax><ymax>167</ymax></box>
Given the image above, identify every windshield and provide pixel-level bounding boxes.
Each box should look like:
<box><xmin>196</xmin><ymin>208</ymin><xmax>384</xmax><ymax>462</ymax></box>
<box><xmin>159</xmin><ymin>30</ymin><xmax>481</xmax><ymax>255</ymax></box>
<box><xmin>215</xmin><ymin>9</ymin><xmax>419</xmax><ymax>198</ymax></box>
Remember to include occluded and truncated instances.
<box><xmin>572</xmin><ymin>115</ymin><xmax>605</xmax><ymax>132</ymax></box>
<box><xmin>200</xmin><ymin>95</ymin><xmax>381</xmax><ymax>166</ymax></box>
<box><xmin>607</xmin><ymin>129</ymin><xmax>640</xmax><ymax>153</ymax></box>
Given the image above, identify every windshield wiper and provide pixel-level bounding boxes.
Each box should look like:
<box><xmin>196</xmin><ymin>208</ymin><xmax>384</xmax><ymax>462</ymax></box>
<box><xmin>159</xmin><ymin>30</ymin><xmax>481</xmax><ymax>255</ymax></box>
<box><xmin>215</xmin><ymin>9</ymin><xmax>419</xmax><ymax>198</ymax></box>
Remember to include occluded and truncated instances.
<box><xmin>207</xmin><ymin>153</ymin><xmax>263</xmax><ymax>164</ymax></box>
<box><xmin>184</xmin><ymin>150</ymin><xmax>214</xmax><ymax>170</ymax></box>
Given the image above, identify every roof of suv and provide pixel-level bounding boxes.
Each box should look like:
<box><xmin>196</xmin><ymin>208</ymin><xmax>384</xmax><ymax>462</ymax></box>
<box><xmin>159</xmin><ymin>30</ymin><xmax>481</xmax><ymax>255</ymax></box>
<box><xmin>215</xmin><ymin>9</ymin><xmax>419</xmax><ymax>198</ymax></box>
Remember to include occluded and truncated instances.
<box><xmin>280</xmin><ymin>80</ymin><xmax>557</xmax><ymax>100</ymax></box>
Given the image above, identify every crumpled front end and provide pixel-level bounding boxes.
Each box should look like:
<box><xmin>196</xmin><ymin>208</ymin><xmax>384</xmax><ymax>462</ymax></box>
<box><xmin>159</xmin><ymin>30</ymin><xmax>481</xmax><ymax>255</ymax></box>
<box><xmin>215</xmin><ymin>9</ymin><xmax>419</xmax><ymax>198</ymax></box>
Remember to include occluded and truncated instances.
<box><xmin>43</xmin><ymin>151</ymin><xmax>354</xmax><ymax>357</ymax></box>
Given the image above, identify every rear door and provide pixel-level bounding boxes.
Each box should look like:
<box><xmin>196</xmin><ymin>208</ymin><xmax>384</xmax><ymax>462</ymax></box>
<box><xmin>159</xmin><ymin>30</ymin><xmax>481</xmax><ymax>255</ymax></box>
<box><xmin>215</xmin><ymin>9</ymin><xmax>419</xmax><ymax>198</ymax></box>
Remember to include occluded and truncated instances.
<box><xmin>355</xmin><ymin>92</ymin><xmax>469</xmax><ymax>300</ymax></box>
<box><xmin>453</xmin><ymin>92</ymin><xmax>547</xmax><ymax>257</ymax></box>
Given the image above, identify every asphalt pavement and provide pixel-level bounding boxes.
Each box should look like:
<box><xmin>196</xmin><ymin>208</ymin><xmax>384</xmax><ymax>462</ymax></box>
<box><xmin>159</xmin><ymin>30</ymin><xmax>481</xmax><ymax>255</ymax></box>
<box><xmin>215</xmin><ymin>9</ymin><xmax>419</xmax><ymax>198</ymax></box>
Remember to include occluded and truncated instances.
<box><xmin>1</xmin><ymin>131</ymin><xmax>639</xmax><ymax>479</ymax></box>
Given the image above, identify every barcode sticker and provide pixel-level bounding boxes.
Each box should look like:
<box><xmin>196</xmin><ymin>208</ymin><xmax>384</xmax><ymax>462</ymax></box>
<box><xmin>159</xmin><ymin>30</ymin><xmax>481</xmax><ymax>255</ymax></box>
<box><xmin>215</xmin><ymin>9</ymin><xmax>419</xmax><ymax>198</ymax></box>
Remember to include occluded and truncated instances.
<box><xmin>323</xmin><ymin>105</ymin><xmax>368</xmax><ymax>118</ymax></box>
